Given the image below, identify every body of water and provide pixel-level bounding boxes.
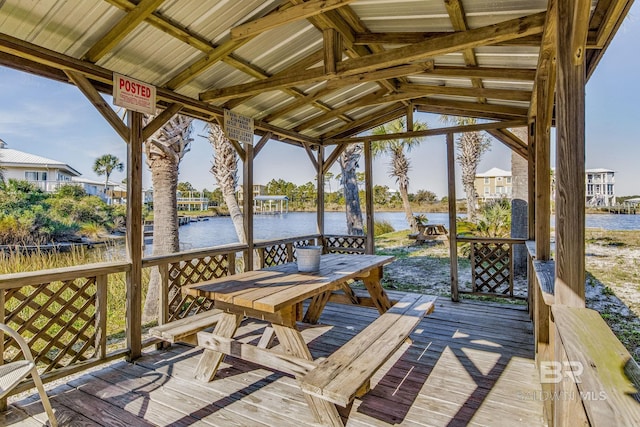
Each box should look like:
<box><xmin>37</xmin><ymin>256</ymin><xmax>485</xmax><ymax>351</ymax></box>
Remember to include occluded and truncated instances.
<box><xmin>174</xmin><ymin>211</ymin><xmax>640</xmax><ymax>251</ymax></box>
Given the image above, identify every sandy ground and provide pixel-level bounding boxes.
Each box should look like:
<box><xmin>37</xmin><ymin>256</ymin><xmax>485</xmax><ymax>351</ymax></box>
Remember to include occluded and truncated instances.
<box><xmin>376</xmin><ymin>236</ymin><xmax>640</xmax><ymax>362</ymax></box>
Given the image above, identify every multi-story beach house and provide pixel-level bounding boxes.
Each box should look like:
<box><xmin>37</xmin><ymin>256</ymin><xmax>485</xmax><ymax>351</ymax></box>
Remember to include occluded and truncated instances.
<box><xmin>474</xmin><ymin>167</ymin><xmax>513</xmax><ymax>201</ymax></box>
<box><xmin>585</xmin><ymin>168</ymin><xmax>615</xmax><ymax>206</ymax></box>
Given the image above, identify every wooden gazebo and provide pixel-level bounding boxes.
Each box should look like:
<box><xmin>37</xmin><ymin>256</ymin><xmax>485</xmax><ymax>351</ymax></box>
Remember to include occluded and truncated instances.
<box><xmin>1</xmin><ymin>1</ymin><xmax>638</xmax><ymax>425</ymax></box>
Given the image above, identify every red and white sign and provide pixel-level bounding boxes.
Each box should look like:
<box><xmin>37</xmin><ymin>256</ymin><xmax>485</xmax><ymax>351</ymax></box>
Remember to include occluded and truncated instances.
<box><xmin>113</xmin><ymin>73</ymin><xmax>156</xmax><ymax>115</ymax></box>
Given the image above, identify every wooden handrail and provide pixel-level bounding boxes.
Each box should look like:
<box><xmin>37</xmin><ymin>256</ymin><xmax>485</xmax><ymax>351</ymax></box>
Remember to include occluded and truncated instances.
<box><xmin>0</xmin><ymin>261</ymin><xmax>131</xmax><ymax>289</ymax></box>
<box><xmin>456</xmin><ymin>236</ymin><xmax>527</xmax><ymax>244</ymax></box>
<box><xmin>254</xmin><ymin>234</ymin><xmax>321</xmax><ymax>248</ymax></box>
<box><xmin>142</xmin><ymin>243</ymin><xmax>247</xmax><ymax>268</ymax></box>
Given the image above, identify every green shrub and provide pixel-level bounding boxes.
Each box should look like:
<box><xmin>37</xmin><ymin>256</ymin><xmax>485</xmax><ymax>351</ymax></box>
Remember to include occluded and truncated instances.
<box><xmin>373</xmin><ymin>220</ymin><xmax>395</xmax><ymax>236</ymax></box>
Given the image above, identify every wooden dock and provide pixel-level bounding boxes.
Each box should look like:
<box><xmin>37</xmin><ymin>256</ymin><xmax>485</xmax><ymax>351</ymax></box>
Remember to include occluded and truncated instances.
<box><xmin>4</xmin><ymin>295</ymin><xmax>545</xmax><ymax>426</ymax></box>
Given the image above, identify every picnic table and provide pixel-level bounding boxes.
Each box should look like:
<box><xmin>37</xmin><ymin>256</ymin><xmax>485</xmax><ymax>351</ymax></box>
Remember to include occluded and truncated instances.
<box><xmin>182</xmin><ymin>253</ymin><xmax>436</xmax><ymax>426</ymax></box>
<box><xmin>408</xmin><ymin>223</ymin><xmax>449</xmax><ymax>243</ymax></box>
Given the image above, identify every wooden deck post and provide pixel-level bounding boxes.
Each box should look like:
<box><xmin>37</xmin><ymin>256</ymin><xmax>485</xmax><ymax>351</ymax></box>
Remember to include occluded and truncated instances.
<box><xmin>364</xmin><ymin>140</ymin><xmax>374</xmax><ymax>254</ymax></box>
<box><xmin>446</xmin><ymin>133</ymin><xmax>459</xmax><ymax>302</ymax></box>
<box><xmin>555</xmin><ymin>0</ymin><xmax>587</xmax><ymax>307</ymax></box>
<box><xmin>317</xmin><ymin>146</ymin><xmax>325</xmax><ymax>238</ymax></box>
<box><xmin>244</xmin><ymin>142</ymin><xmax>255</xmax><ymax>271</ymax></box>
<box><xmin>527</xmin><ymin>119</ymin><xmax>536</xmax><ymax>242</ymax></box>
<box><xmin>126</xmin><ymin>110</ymin><xmax>144</xmax><ymax>360</ymax></box>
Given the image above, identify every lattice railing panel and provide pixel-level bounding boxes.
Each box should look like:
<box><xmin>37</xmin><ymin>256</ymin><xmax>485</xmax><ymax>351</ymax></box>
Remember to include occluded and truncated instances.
<box><xmin>262</xmin><ymin>244</ymin><xmax>289</xmax><ymax>267</ymax></box>
<box><xmin>166</xmin><ymin>254</ymin><xmax>230</xmax><ymax>320</ymax></box>
<box><xmin>324</xmin><ymin>235</ymin><xmax>366</xmax><ymax>254</ymax></box>
<box><xmin>471</xmin><ymin>242</ymin><xmax>513</xmax><ymax>296</ymax></box>
<box><xmin>3</xmin><ymin>278</ymin><xmax>97</xmax><ymax>373</ymax></box>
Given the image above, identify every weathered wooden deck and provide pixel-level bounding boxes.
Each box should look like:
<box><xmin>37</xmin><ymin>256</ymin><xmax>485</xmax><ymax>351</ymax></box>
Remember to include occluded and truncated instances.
<box><xmin>4</xmin><ymin>294</ymin><xmax>545</xmax><ymax>426</ymax></box>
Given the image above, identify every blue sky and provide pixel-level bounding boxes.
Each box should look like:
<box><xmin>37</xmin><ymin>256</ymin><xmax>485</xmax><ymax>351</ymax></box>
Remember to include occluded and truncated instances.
<box><xmin>1</xmin><ymin>4</ymin><xmax>638</xmax><ymax>198</ymax></box>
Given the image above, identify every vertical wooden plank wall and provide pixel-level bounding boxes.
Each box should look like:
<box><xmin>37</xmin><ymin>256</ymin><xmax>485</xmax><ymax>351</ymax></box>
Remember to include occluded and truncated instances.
<box><xmin>126</xmin><ymin>111</ymin><xmax>143</xmax><ymax>360</ymax></box>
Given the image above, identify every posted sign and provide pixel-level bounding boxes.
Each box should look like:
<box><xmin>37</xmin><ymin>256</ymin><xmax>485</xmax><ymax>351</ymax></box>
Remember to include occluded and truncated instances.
<box><xmin>224</xmin><ymin>109</ymin><xmax>254</xmax><ymax>145</ymax></box>
<box><xmin>113</xmin><ymin>73</ymin><xmax>156</xmax><ymax>115</ymax></box>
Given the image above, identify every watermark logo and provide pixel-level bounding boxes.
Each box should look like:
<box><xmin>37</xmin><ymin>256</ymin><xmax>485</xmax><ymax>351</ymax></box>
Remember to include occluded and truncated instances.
<box><xmin>540</xmin><ymin>361</ymin><xmax>584</xmax><ymax>384</ymax></box>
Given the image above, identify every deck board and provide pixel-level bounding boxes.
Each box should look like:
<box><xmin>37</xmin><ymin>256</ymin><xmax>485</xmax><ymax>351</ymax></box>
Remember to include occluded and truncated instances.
<box><xmin>7</xmin><ymin>295</ymin><xmax>545</xmax><ymax>426</ymax></box>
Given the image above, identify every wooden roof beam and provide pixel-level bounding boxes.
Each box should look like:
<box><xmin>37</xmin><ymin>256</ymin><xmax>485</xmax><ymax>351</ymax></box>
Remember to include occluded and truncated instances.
<box><xmin>84</xmin><ymin>0</ymin><xmax>166</xmax><ymax>63</ymax></box>
<box><xmin>231</xmin><ymin>0</ymin><xmax>357</xmax><ymax>40</ymax></box>
<box><xmin>444</xmin><ymin>0</ymin><xmax>487</xmax><ymax>103</ymax></box>
<box><xmin>529</xmin><ymin>0</ymin><xmax>557</xmax><ymax>120</ymax></box>
<box><xmin>321</xmin><ymin>104</ymin><xmax>406</xmax><ymax>140</ymax></box>
<box><xmin>426</xmin><ymin>65</ymin><xmax>536</xmax><ymax>81</ymax></box>
<box><xmin>414</xmin><ymin>98</ymin><xmax>529</xmax><ymax>118</ymax></box>
<box><xmin>396</xmin><ymin>83</ymin><xmax>532</xmax><ymax>102</ymax></box>
<box><xmin>200</xmin><ymin>12</ymin><xmax>545</xmax><ymax>102</ymax></box>
<box><xmin>353</xmin><ymin>32</ymin><xmax>543</xmax><ymax>46</ymax></box>
<box><xmin>326</xmin><ymin>119</ymin><xmax>527</xmax><ymax>144</ymax></box>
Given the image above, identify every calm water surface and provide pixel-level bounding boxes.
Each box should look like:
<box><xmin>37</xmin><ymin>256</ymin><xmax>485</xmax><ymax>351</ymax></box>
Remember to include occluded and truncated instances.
<box><xmin>175</xmin><ymin>212</ymin><xmax>640</xmax><ymax>251</ymax></box>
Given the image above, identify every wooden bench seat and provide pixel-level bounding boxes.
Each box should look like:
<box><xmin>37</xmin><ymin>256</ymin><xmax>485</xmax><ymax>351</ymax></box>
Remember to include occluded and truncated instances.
<box><xmin>149</xmin><ymin>309</ymin><xmax>223</xmax><ymax>345</ymax></box>
<box><xmin>300</xmin><ymin>293</ymin><xmax>436</xmax><ymax>408</ymax></box>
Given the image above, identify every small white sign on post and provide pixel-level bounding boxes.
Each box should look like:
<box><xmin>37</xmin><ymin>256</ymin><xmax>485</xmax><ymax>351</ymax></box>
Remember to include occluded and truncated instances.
<box><xmin>224</xmin><ymin>109</ymin><xmax>254</xmax><ymax>145</ymax></box>
<box><xmin>113</xmin><ymin>73</ymin><xmax>156</xmax><ymax>115</ymax></box>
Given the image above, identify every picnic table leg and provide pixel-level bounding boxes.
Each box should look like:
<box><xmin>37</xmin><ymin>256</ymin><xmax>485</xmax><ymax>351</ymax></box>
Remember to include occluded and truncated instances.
<box><xmin>362</xmin><ymin>266</ymin><xmax>393</xmax><ymax>314</ymax></box>
<box><xmin>303</xmin><ymin>290</ymin><xmax>332</xmax><ymax>324</ymax></box>
<box><xmin>194</xmin><ymin>312</ymin><xmax>242</xmax><ymax>382</ymax></box>
<box><xmin>272</xmin><ymin>324</ymin><xmax>344</xmax><ymax>427</ymax></box>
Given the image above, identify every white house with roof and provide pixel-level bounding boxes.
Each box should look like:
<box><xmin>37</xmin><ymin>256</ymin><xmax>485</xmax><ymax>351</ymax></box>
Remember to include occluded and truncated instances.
<box><xmin>0</xmin><ymin>138</ymin><xmax>81</xmax><ymax>191</ymax></box>
<box><xmin>474</xmin><ymin>167</ymin><xmax>513</xmax><ymax>201</ymax></box>
<box><xmin>586</xmin><ymin>168</ymin><xmax>615</xmax><ymax>207</ymax></box>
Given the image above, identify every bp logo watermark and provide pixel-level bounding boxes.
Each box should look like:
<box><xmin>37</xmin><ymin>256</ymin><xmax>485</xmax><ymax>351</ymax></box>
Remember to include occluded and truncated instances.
<box><xmin>540</xmin><ymin>361</ymin><xmax>583</xmax><ymax>383</ymax></box>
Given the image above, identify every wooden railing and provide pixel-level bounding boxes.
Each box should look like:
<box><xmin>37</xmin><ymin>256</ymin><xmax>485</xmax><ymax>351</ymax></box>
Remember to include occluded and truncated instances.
<box><xmin>457</xmin><ymin>236</ymin><xmax>526</xmax><ymax>298</ymax></box>
<box><xmin>323</xmin><ymin>234</ymin><xmax>366</xmax><ymax>254</ymax></box>
<box><xmin>0</xmin><ymin>234</ymin><xmax>366</xmax><ymax>403</ymax></box>
<box><xmin>0</xmin><ymin>261</ymin><xmax>131</xmax><ymax>401</ymax></box>
<box><xmin>527</xmin><ymin>243</ymin><xmax>640</xmax><ymax>426</ymax></box>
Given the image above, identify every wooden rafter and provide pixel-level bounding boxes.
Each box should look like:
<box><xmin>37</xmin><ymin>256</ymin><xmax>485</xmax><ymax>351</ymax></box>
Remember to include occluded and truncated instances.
<box><xmin>396</xmin><ymin>83</ymin><xmax>532</xmax><ymax>102</ymax></box>
<box><xmin>84</xmin><ymin>0</ymin><xmax>165</xmax><ymax>63</ymax></box>
<box><xmin>199</xmin><ymin>12</ymin><xmax>545</xmax><ymax>103</ymax></box>
<box><xmin>529</xmin><ymin>0</ymin><xmax>557</xmax><ymax>120</ymax></box>
<box><xmin>326</xmin><ymin>119</ymin><xmax>527</xmax><ymax>144</ymax></box>
<box><xmin>64</xmin><ymin>70</ymin><xmax>129</xmax><ymax>142</ymax></box>
<box><xmin>231</xmin><ymin>0</ymin><xmax>356</xmax><ymax>40</ymax></box>
<box><xmin>485</xmin><ymin>128</ymin><xmax>528</xmax><ymax>159</ymax></box>
<box><xmin>301</xmin><ymin>142</ymin><xmax>319</xmax><ymax>172</ymax></box>
<box><xmin>586</xmin><ymin>0</ymin><xmax>633</xmax><ymax>78</ymax></box>
<box><xmin>413</xmin><ymin>98</ymin><xmax>529</xmax><ymax>119</ymax></box>
<box><xmin>444</xmin><ymin>0</ymin><xmax>487</xmax><ymax>103</ymax></box>
<box><xmin>353</xmin><ymin>32</ymin><xmax>543</xmax><ymax>46</ymax></box>
<box><xmin>322</xmin><ymin>104</ymin><xmax>406</xmax><ymax>140</ymax></box>
<box><xmin>427</xmin><ymin>66</ymin><xmax>536</xmax><ymax>81</ymax></box>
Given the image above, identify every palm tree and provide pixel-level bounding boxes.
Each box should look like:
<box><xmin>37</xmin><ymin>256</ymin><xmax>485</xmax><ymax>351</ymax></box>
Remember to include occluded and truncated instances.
<box><xmin>93</xmin><ymin>154</ymin><xmax>124</xmax><ymax>203</ymax></box>
<box><xmin>338</xmin><ymin>144</ymin><xmax>364</xmax><ymax>235</ymax></box>
<box><xmin>441</xmin><ymin>116</ymin><xmax>491</xmax><ymax>222</ymax></box>
<box><xmin>142</xmin><ymin>113</ymin><xmax>193</xmax><ymax>322</ymax></box>
<box><xmin>207</xmin><ymin>123</ymin><xmax>246</xmax><ymax>243</ymax></box>
<box><xmin>371</xmin><ymin>118</ymin><xmax>427</xmax><ymax>232</ymax></box>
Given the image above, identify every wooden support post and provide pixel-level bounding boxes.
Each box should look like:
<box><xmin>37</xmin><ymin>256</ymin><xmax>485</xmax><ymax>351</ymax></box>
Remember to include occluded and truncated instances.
<box><xmin>364</xmin><ymin>140</ymin><xmax>375</xmax><ymax>254</ymax></box>
<box><xmin>406</xmin><ymin>103</ymin><xmax>414</xmax><ymax>132</ymax></box>
<box><xmin>317</xmin><ymin>146</ymin><xmax>325</xmax><ymax>237</ymax></box>
<box><xmin>323</xmin><ymin>28</ymin><xmax>342</xmax><ymax>75</ymax></box>
<box><xmin>126</xmin><ymin>110</ymin><xmax>144</xmax><ymax>361</ymax></box>
<box><xmin>555</xmin><ymin>0</ymin><xmax>586</xmax><ymax>307</ymax></box>
<box><xmin>535</xmin><ymin>96</ymin><xmax>551</xmax><ymax>262</ymax></box>
<box><xmin>446</xmin><ymin>133</ymin><xmax>459</xmax><ymax>301</ymax></box>
<box><xmin>527</xmin><ymin>119</ymin><xmax>536</xmax><ymax>241</ymax></box>
<box><xmin>158</xmin><ymin>263</ymin><xmax>169</xmax><ymax>324</ymax></box>
<box><xmin>244</xmin><ymin>143</ymin><xmax>255</xmax><ymax>271</ymax></box>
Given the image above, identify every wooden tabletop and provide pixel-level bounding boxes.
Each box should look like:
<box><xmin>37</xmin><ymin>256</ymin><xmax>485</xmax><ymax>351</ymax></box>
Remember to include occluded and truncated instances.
<box><xmin>184</xmin><ymin>254</ymin><xmax>394</xmax><ymax>314</ymax></box>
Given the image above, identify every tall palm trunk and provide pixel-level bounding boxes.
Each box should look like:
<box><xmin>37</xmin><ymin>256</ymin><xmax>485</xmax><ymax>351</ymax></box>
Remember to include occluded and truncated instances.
<box><xmin>143</xmin><ymin>114</ymin><xmax>192</xmax><ymax>323</ymax></box>
<box><xmin>393</xmin><ymin>148</ymin><xmax>418</xmax><ymax>232</ymax></box>
<box><xmin>510</xmin><ymin>127</ymin><xmax>529</xmax><ymax>275</ymax></box>
<box><xmin>339</xmin><ymin>144</ymin><xmax>364</xmax><ymax>235</ymax></box>
<box><xmin>208</xmin><ymin>124</ymin><xmax>246</xmax><ymax>243</ymax></box>
<box><xmin>457</xmin><ymin>131</ymin><xmax>486</xmax><ymax>222</ymax></box>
